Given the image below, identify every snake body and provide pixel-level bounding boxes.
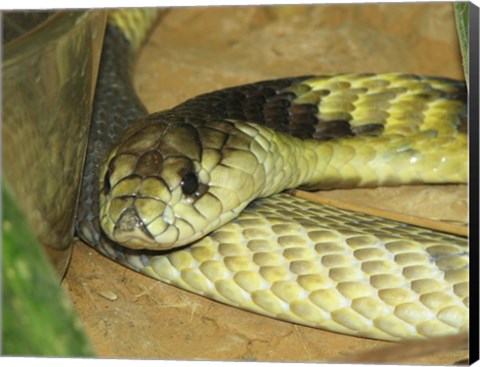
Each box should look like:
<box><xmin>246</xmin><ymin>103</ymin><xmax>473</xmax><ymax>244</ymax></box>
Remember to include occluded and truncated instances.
<box><xmin>76</xmin><ymin>10</ymin><xmax>469</xmax><ymax>341</ymax></box>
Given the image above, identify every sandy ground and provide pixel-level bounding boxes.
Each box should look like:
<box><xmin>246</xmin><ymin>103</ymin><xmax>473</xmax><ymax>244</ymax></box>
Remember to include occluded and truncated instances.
<box><xmin>63</xmin><ymin>4</ymin><xmax>468</xmax><ymax>363</ymax></box>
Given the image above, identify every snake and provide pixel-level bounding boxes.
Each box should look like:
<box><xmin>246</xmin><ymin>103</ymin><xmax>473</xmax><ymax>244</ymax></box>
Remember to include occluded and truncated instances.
<box><xmin>75</xmin><ymin>9</ymin><xmax>469</xmax><ymax>342</ymax></box>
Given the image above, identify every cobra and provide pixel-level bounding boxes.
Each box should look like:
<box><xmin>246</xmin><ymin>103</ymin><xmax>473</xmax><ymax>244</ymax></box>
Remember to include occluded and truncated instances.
<box><xmin>76</xmin><ymin>9</ymin><xmax>469</xmax><ymax>341</ymax></box>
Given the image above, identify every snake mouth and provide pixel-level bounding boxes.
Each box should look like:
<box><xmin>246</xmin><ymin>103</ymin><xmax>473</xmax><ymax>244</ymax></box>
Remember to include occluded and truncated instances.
<box><xmin>101</xmin><ymin>192</ymin><xmax>205</xmax><ymax>250</ymax></box>
<box><xmin>112</xmin><ymin>207</ymin><xmax>156</xmax><ymax>248</ymax></box>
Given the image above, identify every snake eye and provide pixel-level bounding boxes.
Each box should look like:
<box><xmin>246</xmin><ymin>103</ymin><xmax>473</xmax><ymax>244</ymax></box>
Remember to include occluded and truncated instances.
<box><xmin>103</xmin><ymin>168</ymin><xmax>112</xmax><ymax>195</ymax></box>
<box><xmin>181</xmin><ymin>172</ymin><xmax>199</xmax><ymax>195</ymax></box>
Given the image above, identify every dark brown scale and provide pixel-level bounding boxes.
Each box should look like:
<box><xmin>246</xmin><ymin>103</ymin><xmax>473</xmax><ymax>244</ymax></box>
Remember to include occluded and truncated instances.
<box><xmin>244</xmin><ymin>94</ymin><xmax>268</xmax><ymax>121</ymax></box>
<box><xmin>263</xmin><ymin>96</ymin><xmax>295</xmax><ymax>113</ymax></box>
<box><xmin>263</xmin><ymin>108</ymin><xmax>290</xmax><ymax>127</ymax></box>
<box><xmin>243</xmin><ymin>87</ymin><xmax>279</xmax><ymax>122</ymax></box>
<box><xmin>269</xmin><ymin>91</ymin><xmax>297</xmax><ymax>103</ymax></box>
<box><xmin>286</xmin><ymin>103</ymin><xmax>320</xmax><ymax>135</ymax></box>
<box><xmin>288</xmin><ymin>103</ymin><xmax>319</xmax><ymax>115</ymax></box>
<box><xmin>289</xmin><ymin>122</ymin><xmax>316</xmax><ymax>139</ymax></box>
<box><xmin>288</xmin><ymin>114</ymin><xmax>319</xmax><ymax>139</ymax></box>
<box><xmin>262</xmin><ymin>92</ymin><xmax>297</xmax><ymax>128</ymax></box>
<box><xmin>135</xmin><ymin>150</ymin><xmax>163</xmax><ymax>177</ymax></box>
<box><xmin>169</xmin><ymin>76</ymin><xmax>313</xmax><ymax>127</ymax></box>
<box><xmin>288</xmin><ymin>112</ymin><xmax>318</xmax><ymax>127</ymax></box>
<box><xmin>225</xmin><ymin>91</ymin><xmax>247</xmax><ymax>120</ymax></box>
<box><xmin>249</xmin><ymin>86</ymin><xmax>277</xmax><ymax>98</ymax></box>
<box><xmin>350</xmin><ymin>123</ymin><xmax>385</xmax><ymax>136</ymax></box>
<box><xmin>313</xmin><ymin>120</ymin><xmax>354</xmax><ymax>140</ymax></box>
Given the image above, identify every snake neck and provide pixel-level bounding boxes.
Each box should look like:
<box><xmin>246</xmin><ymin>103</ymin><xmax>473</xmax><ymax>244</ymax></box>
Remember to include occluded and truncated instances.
<box><xmin>177</xmin><ymin>74</ymin><xmax>468</xmax><ymax>198</ymax></box>
<box><xmin>302</xmin><ymin>132</ymin><xmax>468</xmax><ymax>190</ymax></box>
<box><xmin>243</xmin><ymin>121</ymin><xmax>468</xmax><ymax>197</ymax></box>
<box><xmin>230</xmin><ymin>122</ymin><xmax>315</xmax><ymax>198</ymax></box>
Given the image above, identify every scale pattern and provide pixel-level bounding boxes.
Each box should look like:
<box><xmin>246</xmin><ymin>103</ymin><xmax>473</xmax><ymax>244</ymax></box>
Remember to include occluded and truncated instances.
<box><xmin>99</xmin><ymin>73</ymin><xmax>467</xmax><ymax>249</ymax></box>
<box><xmin>139</xmin><ymin>194</ymin><xmax>468</xmax><ymax>341</ymax></box>
<box><xmin>76</xmin><ymin>11</ymin><xmax>469</xmax><ymax>342</ymax></box>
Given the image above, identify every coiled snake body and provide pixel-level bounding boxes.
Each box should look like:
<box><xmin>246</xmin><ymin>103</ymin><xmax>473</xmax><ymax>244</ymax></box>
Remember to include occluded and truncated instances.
<box><xmin>76</xmin><ymin>10</ymin><xmax>469</xmax><ymax>341</ymax></box>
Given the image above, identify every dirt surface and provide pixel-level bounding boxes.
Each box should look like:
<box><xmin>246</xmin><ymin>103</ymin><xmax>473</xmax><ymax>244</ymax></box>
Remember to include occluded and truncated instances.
<box><xmin>63</xmin><ymin>4</ymin><xmax>468</xmax><ymax>364</ymax></box>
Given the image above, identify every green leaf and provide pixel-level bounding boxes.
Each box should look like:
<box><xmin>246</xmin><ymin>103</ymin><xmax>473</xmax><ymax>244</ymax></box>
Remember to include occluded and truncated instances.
<box><xmin>2</xmin><ymin>180</ymin><xmax>95</xmax><ymax>357</ymax></box>
<box><xmin>454</xmin><ymin>2</ymin><xmax>469</xmax><ymax>81</ymax></box>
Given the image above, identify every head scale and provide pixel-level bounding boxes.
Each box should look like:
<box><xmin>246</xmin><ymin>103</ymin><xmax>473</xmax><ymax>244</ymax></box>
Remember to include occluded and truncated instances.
<box><xmin>99</xmin><ymin>118</ymin><xmax>262</xmax><ymax>250</ymax></box>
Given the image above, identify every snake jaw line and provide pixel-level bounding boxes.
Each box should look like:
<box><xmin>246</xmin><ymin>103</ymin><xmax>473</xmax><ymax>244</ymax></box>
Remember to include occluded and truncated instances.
<box><xmin>111</xmin><ymin>207</ymin><xmax>156</xmax><ymax>249</ymax></box>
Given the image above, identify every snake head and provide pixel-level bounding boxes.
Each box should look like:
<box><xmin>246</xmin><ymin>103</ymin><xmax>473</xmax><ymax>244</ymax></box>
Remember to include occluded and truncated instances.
<box><xmin>99</xmin><ymin>118</ymin><xmax>264</xmax><ymax>250</ymax></box>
